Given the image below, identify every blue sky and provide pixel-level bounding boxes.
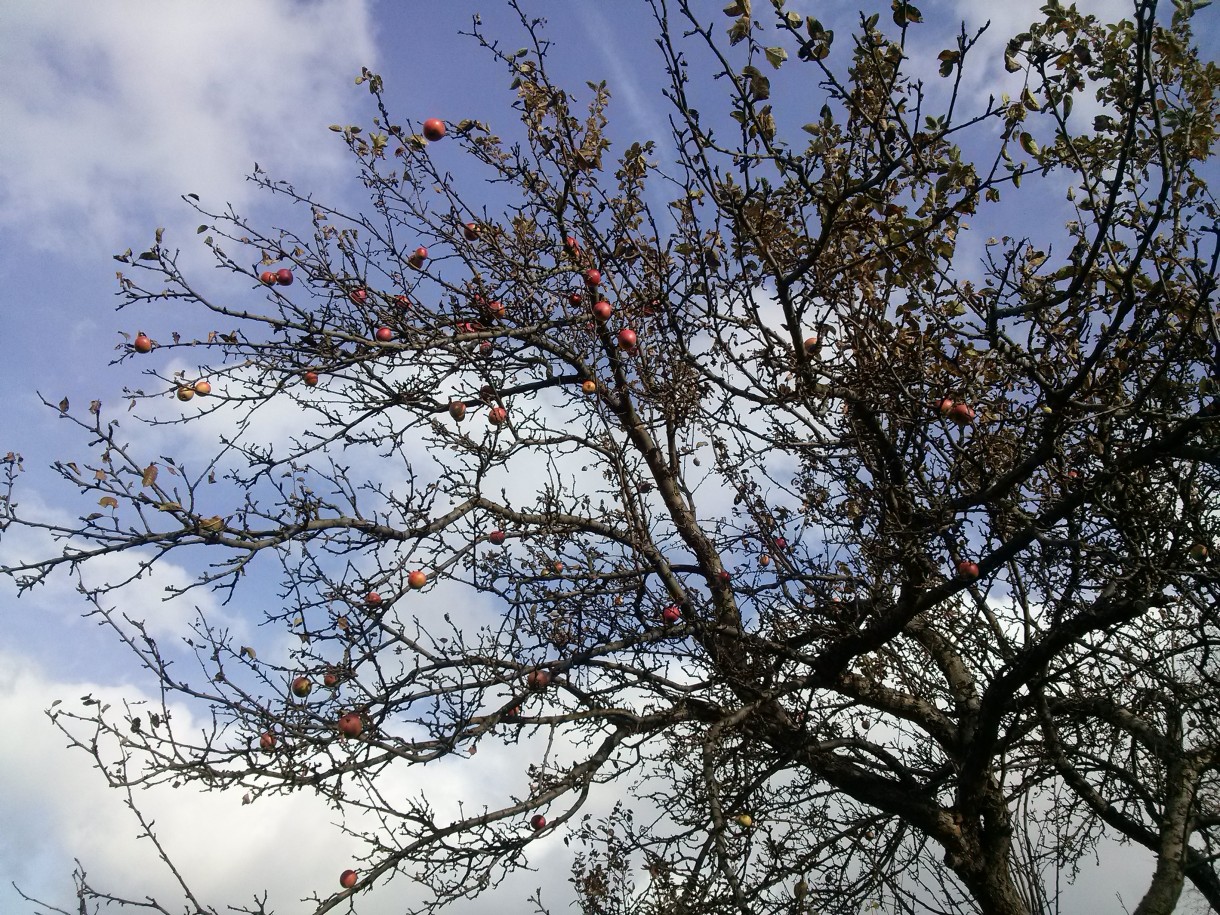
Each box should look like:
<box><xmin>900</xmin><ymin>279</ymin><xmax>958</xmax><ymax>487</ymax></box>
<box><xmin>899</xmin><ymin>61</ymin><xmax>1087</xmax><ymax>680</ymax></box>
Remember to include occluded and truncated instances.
<box><xmin>0</xmin><ymin>1</ymin><xmax>1214</xmax><ymax>913</ymax></box>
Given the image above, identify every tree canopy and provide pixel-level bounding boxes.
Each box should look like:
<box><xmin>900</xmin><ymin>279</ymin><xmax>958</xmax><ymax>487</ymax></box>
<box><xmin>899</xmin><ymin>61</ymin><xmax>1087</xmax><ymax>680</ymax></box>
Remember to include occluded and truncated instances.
<box><xmin>3</xmin><ymin>1</ymin><xmax>1219</xmax><ymax>913</ymax></box>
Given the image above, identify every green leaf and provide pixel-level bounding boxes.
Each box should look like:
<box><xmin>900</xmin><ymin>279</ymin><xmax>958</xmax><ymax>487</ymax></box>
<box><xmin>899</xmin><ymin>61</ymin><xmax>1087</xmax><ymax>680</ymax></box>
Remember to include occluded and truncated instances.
<box><xmin>728</xmin><ymin>15</ymin><xmax>750</xmax><ymax>44</ymax></box>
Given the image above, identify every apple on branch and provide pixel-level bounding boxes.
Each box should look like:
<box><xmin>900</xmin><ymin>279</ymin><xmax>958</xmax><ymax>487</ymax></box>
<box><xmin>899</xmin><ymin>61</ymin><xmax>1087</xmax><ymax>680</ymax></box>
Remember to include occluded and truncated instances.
<box><xmin>422</xmin><ymin>118</ymin><xmax>446</xmax><ymax>141</ymax></box>
<box><xmin>338</xmin><ymin>712</ymin><xmax>363</xmax><ymax>739</ymax></box>
<box><xmin>527</xmin><ymin>669</ymin><xmax>551</xmax><ymax>691</ymax></box>
<box><xmin>956</xmin><ymin>560</ymin><xmax>980</xmax><ymax>580</ymax></box>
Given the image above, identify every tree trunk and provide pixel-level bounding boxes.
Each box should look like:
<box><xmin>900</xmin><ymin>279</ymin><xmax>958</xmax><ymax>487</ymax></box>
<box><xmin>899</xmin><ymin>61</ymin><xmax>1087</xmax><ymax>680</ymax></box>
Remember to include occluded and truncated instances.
<box><xmin>1133</xmin><ymin>759</ymin><xmax>1198</xmax><ymax>915</ymax></box>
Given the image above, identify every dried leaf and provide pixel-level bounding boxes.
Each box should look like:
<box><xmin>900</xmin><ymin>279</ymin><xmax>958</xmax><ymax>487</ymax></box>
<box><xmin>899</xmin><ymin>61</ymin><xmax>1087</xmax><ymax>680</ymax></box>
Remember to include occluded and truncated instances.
<box><xmin>142</xmin><ymin>464</ymin><xmax>158</xmax><ymax>487</ymax></box>
<box><xmin>99</xmin><ymin>496</ymin><xmax>119</xmax><ymax>509</ymax></box>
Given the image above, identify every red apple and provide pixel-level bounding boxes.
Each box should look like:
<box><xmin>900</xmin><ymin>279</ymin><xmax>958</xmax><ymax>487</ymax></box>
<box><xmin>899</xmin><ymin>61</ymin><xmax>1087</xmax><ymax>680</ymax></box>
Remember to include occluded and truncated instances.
<box><xmin>760</xmin><ymin>553</ymin><xmax>771</xmax><ymax>567</ymax></box>
<box><xmin>350</xmin><ymin>288</ymin><xmax>368</xmax><ymax>304</ymax></box>
<box><xmin>276</xmin><ymin>268</ymin><xmax>294</xmax><ymax>286</ymax></box>
<box><xmin>133</xmin><ymin>332</ymin><xmax>153</xmax><ymax>353</ymax></box>
<box><xmin>488</xmin><ymin>405</ymin><xmax>508</xmax><ymax>425</ymax></box>
<box><xmin>487</xmin><ymin>301</ymin><xmax>506</xmax><ymax>319</ymax></box>
<box><xmin>718</xmin><ymin>570</ymin><xmax>732</xmax><ymax>585</ymax></box>
<box><xmin>661</xmin><ymin>605</ymin><xmax>681</xmax><ymax>625</ymax></box>
<box><xmin>592</xmin><ymin>300</ymin><xmax>613</xmax><ymax>322</ymax></box>
<box><xmin>956</xmin><ymin>560</ymin><xmax>980</xmax><ymax>580</ymax></box>
<box><xmin>422</xmin><ymin>118</ymin><xmax>446</xmax><ymax>141</ymax></box>
<box><xmin>407</xmin><ymin>570</ymin><xmax>427</xmax><ymax>590</ymax></box>
<box><xmin>193</xmin><ymin>380</ymin><xmax>212</xmax><ymax>396</ymax></box>
<box><xmin>365</xmin><ymin>591</ymin><xmax>382</xmax><ymax>607</ymax></box>
<box><xmin>339</xmin><ymin>869</ymin><xmax>358</xmax><ymax>889</ymax></box>
<box><xmin>375</xmin><ymin>327</ymin><xmax>393</xmax><ymax>343</ymax></box>
<box><xmin>394</xmin><ymin>294</ymin><xmax>411</xmax><ymax>308</ymax></box>
<box><xmin>564</xmin><ymin>235</ymin><xmax>580</xmax><ymax>254</ymax></box>
<box><xmin>323</xmin><ymin>668</ymin><xmax>341</xmax><ymax>688</ymax></box>
<box><xmin>448</xmin><ymin>400</ymin><xmax>467</xmax><ymax>421</ymax></box>
<box><xmin>530</xmin><ymin>814</ymin><xmax>547</xmax><ymax>831</ymax></box>
<box><xmin>936</xmin><ymin>397</ymin><xmax>955</xmax><ymax>417</ymax></box>
<box><xmin>803</xmin><ymin>336</ymin><xmax>819</xmax><ymax>355</ymax></box>
<box><xmin>527</xmin><ymin>669</ymin><xmax>551</xmax><ymax>691</ymax></box>
<box><xmin>303</xmin><ymin>371</ymin><xmax>320</xmax><ymax>387</ymax></box>
<box><xmin>948</xmin><ymin>403</ymin><xmax>975</xmax><ymax>427</ymax></box>
<box><xmin>338</xmin><ymin>713</ymin><xmax>363</xmax><ymax>739</ymax></box>
<box><xmin>480</xmin><ymin>384</ymin><xmax>495</xmax><ymax>402</ymax></box>
<box><xmin>617</xmin><ymin>328</ymin><xmax>638</xmax><ymax>351</ymax></box>
<box><xmin>488</xmin><ymin>529</ymin><xmax>506</xmax><ymax>545</ymax></box>
<box><xmin>568</xmin><ymin>292</ymin><xmax>583</xmax><ymax>306</ymax></box>
<box><xmin>260</xmin><ymin>271</ymin><xmax>277</xmax><ymax>285</ymax></box>
<box><xmin>581</xmin><ymin>379</ymin><xmax>598</xmax><ymax>395</ymax></box>
<box><xmin>584</xmin><ymin>268</ymin><xmax>602</xmax><ymax>287</ymax></box>
<box><xmin>463</xmin><ymin>222</ymin><xmax>480</xmax><ymax>240</ymax></box>
<box><xmin>291</xmin><ymin>675</ymin><xmax>313</xmax><ymax>698</ymax></box>
<box><xmin>774</xmin><ymin>537</ymin><xmax>787</xmax><ymax>549</ymax></box>
<box><xmin>176</xmin><ymin>387</ymin><xmax>195</xmax><ymax>402</ymax></box>
<box><xmin>408</xmin><ymin>246</ymin><xmax>428</xmax><ymax>270</ymax></box>
<box><xmin>259</xmin><ymin>731</ymin><xmax>276</xmax><ymax>751</ymax></box>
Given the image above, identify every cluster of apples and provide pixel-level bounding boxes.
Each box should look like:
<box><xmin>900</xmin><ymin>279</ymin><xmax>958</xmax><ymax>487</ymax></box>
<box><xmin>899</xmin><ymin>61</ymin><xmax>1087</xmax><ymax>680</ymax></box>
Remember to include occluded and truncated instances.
<box><xmin>131</xmin><ymin>333</ymin><xmax>215</xmax><ymax>401</ymax></box>
<box><xmin>259</xmin><ymin>268</ymin><xmax>294</xmax><ymax>286</ymax></box>
<box><xmin>573</xmin><ymin>264</ymin><xmax>643</xmax><ymax>355</ymax></box>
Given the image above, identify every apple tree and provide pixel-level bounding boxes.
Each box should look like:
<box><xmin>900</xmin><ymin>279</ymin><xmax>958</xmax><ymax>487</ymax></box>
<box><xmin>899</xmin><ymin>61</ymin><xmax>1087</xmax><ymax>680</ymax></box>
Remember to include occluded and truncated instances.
<box><xmin>3</xmin><ymin>1</ymin><xmax>1219</xmax><ymax>914</ymax></box>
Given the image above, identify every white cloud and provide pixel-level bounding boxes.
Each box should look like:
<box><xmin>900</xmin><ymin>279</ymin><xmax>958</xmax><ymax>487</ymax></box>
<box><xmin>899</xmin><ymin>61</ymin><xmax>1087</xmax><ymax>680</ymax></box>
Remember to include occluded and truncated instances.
<box><xmin>0</xmin><ymin>647</ymin><xmax>589</xmax><ymax>915</ymax></box>
<box><xmin>0</xmin><ymin>0</ymin><xmax>376</xmax><ymax>253</ymax></box>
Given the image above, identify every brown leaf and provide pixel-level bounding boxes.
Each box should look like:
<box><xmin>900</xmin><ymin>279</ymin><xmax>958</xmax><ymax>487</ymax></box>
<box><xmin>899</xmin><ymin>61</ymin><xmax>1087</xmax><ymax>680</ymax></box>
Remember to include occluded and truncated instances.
<box><xmin>142</xmin><ymin>463</ymin><xmax>158</xmax><ymax>487</ymax></box>
<box><xmin>99</xmin><ymin>496</ymin><xmax>119</xmax><ymax>510</ymax></box>
<box><xmin>58</xmin><ymin>397</ymin><xmax>69</xmax><ymax>414</ymax></box>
